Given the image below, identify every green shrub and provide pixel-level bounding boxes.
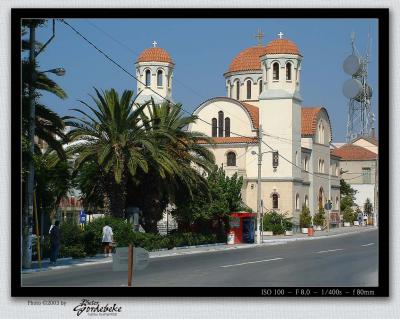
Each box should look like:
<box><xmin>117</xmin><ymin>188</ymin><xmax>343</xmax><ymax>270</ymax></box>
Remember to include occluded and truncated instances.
<box><xmin>60</xmin><ymin>221</ymin><xmax>83</xmax><ymax>248</ymax></box>
<box><xmin>263</xmin><ymin>211</ymin><xmax>292</xmax><ymax>234</ymax></box>
<box><xmin>300</xmin><ymin>204</ymin><xmax>312</xmax><ymax>228</ymax></box>
<box><xmin>313</xmin><ymin>206</ymin><xmax>326</xmax><ymax>226</ymax></box>
<box><xmin>343</xmin><ymin>207</ymin><xmax>355</xmax><ymax>223</ymax></box>
<box><xmin>60</xmin><ymin>244</ymin><xmax>86</xmax><ymax>259</ymax></box>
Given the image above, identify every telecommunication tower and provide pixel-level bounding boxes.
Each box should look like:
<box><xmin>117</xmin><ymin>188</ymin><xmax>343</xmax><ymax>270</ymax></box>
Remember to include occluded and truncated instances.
<box><xmin>342</xmin><ymin>32</ymin><xmax>375</xmax><ymax>142</ymax></box>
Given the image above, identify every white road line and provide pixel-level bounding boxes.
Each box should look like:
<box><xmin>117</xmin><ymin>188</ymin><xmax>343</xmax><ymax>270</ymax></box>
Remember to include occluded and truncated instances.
<box><xmin>361</xmin><ymin>243</ymin><xmax>375</xmax><ymax>247</ymax></box>
<box><xmin>220</xmin><ymin>257</ymin><xmax>284</xmax><ymax>268</ymax></box>
<box><xmin>315</xmin><ymin>248</ymin><xmax>344</xmax><ymax>254</ymax></box>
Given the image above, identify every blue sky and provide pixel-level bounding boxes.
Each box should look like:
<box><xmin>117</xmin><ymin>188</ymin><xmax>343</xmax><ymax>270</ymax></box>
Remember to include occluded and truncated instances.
<box><xmin>33</xmin><ymin>18</ymin><xmax>378</xmax><ymax>142</ymax></box>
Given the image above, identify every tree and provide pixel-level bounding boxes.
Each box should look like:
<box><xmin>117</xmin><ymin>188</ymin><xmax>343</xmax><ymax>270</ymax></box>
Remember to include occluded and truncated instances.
<box><xmin>67</xmin><ymin>89</ymin><xmax>186</xmax><ymax>218</ymax></box>
<box><xmin>171</xmin><ymin>166</ymin><xmax>244</xmax><ymax>239</ymax></box>
<box><xmin>340</xmin><ymin>179</ymin><xmax>357</xmax><ymax>211</ymax></box>
<box><xmin>299</xmin><ymin>204</ymin><xmax>312</xmax><ymax>228</ymax></box>
<box><xmin>364</xmin><ymin>198</ymin><xmax>373</xmax><ymax>215</ymax></box>
<box><xmin>125</xmin><ymin>100</ymin><xmax>215</xmax><ymax>232</ymax></box>
<box><xmin>313</xmin><ymin>206</ymin><xmax>326</xmax><ymax>227</ymax></box>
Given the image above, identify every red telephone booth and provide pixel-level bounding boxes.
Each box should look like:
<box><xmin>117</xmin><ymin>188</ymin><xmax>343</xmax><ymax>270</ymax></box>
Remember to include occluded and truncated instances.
<box><xmin>229</xmin><ymin>212</ymin><xmax>257</xmax><ymax>244</ymax></box>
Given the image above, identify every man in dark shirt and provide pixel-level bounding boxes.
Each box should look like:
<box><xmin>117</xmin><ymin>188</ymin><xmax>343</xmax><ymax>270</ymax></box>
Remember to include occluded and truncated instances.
<box><xmin>50</xmin><ymin>220</ymin><xmax>60</xmax><ymax>265</ymax></box>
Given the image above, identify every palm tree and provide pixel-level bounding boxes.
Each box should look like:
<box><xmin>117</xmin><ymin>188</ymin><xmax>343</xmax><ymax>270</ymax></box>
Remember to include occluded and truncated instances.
<box><xmin>66</xmin><ymin>88</ymin><xmax>176</xmax><ymax>218</ymax></box>
<box><xmin>126</xmin><ymin>100</ymin><xmax>215</xmax><ymax>232</ymax></box>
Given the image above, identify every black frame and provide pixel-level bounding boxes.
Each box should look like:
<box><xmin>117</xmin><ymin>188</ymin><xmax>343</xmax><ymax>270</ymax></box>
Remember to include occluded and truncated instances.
<box><xmin>11</xmin><ymin>8</ymin><xmax>389</xmax><ymax>297</ymax></box>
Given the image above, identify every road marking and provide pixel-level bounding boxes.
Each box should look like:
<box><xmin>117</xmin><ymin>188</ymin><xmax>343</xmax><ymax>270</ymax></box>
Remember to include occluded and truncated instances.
<box><xmin>361</xmin><ymin>243</ymin><xmax>375</xmax><ymax>247</ymax></box>
<box><xmin>315</xmin><ymin>248</ymin><xmax>344</xmax><ymax>254</ymax></box>
<box><xmin>220</xmin><ymin>257</ymin><xmax>284</xmax><ymax>268</ymax></box>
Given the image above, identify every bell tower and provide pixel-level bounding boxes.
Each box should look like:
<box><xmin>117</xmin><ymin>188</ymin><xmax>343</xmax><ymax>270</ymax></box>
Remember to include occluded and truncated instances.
<box><xmin>135</xmin><ymin>41</ymin><xmax>174</xmax><ymax>105</ymax></box>
<box><xmin>259</xmin><ymin>34</ymin><xmax>303</xmax><ymax>180</ymax></box>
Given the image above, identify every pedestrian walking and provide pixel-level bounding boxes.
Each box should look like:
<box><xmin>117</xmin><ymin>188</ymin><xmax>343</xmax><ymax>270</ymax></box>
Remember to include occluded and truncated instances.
<box><xmin>49</xmin><ymin>220</ymin><xmax>60</xmax><ymax>265</ymax></box>
<box><xmin>102</xmin><ymin>224</ymin><xmax>113</xmax><ymax>257</ymax></box>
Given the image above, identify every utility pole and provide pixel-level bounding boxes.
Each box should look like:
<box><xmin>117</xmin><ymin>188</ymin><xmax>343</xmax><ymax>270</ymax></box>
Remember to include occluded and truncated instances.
<box><xmin>256</xmin><ymin>125</ymin><xmax>262</xmax><ymax>244</ymax></box>
<box><xmin>327</xmin><ymin>167</ymin><xmax>331</xmax><ymax>232</ymax></box>
<box><xmin>22</xmin><ymin>22</ymin><xmax>36</xmax><ymax>269</ymax></box>
<box><xmin>374</xmin><ymin>156</ymin><xmax>378</xmax><ymax>226</ymax></box>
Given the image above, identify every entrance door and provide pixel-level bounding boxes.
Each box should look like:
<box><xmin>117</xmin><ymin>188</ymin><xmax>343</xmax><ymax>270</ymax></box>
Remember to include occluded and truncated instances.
<box><xmin>242</xmin><ymin>218</ymin><xmax>255</xmax><ymax>243</ymax></box>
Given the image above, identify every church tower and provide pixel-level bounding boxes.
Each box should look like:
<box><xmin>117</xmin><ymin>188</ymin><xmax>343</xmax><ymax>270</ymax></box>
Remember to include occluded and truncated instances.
<box><xmin>259</xmin><ymin>34</ymin><xmax>303</xmax><ymax>180</ymax></box>
<box><xmin>135</xmin><ymin>41</ymin><xmax>174</xmax><ymax>105</ymax></box>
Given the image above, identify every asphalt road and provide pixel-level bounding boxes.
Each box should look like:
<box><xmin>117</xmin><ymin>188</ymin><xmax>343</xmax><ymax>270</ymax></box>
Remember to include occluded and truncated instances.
<box><xmin>21</xmin><ymin>229</ymin><xmax>378</xmax><ymax>287</ymax></box>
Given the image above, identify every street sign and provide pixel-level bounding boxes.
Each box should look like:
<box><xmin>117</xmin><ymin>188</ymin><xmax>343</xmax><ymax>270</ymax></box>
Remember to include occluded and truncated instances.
<box><xmin>272</xmin><ymin>151</ymin><xmax>279</xmax><ymax>168</ymax></box>
<box><xmin>113</xmin><ymin>247</ymin><xmax>130</xmax><ymax>272</ymax></box>
<box><xmin>113</xmin><ymin>246</ymin><xmax>149</xmax><ymax>272</ymax></box>
<box><xmin>79</xmin><ymin>210</ymin><xmax>86</xmax><ymax>224</ymax></box>
<box><xmin>324</xmin><ymin>201</ymin><xmax>332</xmax><ymax>210</ymax></box>
<box><xmin>134</xmin><ymin>247</ymin><xmax>150</xmax><ymax>271</ymax></box>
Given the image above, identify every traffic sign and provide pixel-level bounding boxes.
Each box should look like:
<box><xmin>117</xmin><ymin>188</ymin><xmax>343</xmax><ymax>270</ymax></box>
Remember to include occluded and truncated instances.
<box><xmin>112</xmin><ymin>246</ymin><xmax>149</xmax><ymax>272</ymax></box>
<box><xmin>134</xmin><ymin>247</ymin><xmax>150</xmax><ymax>270</ymax></box>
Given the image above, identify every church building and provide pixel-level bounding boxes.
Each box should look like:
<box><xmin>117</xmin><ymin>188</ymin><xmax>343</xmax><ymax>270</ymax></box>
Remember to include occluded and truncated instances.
<box><xmin>134</xmin><ymin>34</ymin><xmax>341</xmax><ymax>227</ymax></box>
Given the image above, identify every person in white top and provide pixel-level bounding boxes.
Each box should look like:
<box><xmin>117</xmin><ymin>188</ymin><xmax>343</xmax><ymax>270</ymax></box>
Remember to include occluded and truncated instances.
<box><xmin>102</xmin><ymin>225</ymin><xmax>113</xmax><ymax>257</ymax></box>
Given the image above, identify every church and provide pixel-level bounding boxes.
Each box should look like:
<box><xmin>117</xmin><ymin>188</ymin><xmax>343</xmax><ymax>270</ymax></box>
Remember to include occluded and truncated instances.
<box><xmin>134</xmin><ymin>33</ymin><xmax>341</xmax><ymax>228</ymax></box>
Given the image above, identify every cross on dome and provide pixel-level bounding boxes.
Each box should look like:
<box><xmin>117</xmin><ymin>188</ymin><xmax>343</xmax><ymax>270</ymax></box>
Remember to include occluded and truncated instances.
<box><xmin>152</xmin><ymin>40</ymin><xmax>158</xmax><ymax>47</ymax></box>
<box><xmin>278</xmin><ymin>32</ymin><xmax>284</xmax><ymax>39</ymax></box>
<box><xmin>254</xmin><ymin>28</ymin><xmax>264</xmax><ymax>46</ymax></box>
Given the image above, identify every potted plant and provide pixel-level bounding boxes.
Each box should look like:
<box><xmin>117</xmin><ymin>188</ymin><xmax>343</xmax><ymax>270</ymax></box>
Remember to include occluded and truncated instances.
<box><xmin>282</xmin><ymin>212</ymin><xmax>293</xmax><ymax>236</ymax></box>
<box><xmin>313</xmin><ymin>206</ymin><xmax>326</xmax><ymax>231</ymax></box>
<box><xmin>343</xmin><ymin>207</ymin><xmax>354</xmax><ymax>227</ymax></box>
<box><xmin>300</xmin><ymin>204</ymin><xmax>312</xmax><ymax>234</ymax></box>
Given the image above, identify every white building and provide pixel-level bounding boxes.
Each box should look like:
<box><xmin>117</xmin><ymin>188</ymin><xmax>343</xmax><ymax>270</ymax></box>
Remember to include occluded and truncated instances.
<box><xmin>135</xmin><ymin>35</ymin><xmax>341</xmax><ymax>228</ymax></box>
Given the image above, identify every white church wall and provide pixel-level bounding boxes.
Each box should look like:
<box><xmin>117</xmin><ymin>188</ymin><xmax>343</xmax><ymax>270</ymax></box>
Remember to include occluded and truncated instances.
<box><xmin>190</xmin><ymin>100</ymin><xmax>255</xmax><ymax>137</ymax></box>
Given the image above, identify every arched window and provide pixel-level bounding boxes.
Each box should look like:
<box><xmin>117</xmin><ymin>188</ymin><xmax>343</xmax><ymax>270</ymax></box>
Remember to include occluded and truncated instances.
<box><xmin>286</xmin><ymin>62</ymin><xmax>292</xmax><ymax>80</ymax></box>
<box><xmin>218</xmin><ymin>111</ymin><xmax>224</xmax><ymax>137</ymax></box>
<box><xmin>295</xmin><ymin>193</ymin><xmax>300</xmax><ymax>210</ymax></box>
<box><xmin>305</xmin><ymin>195</ymin><xmax>309</xmax><ymax>207</ymax></box>
<box><xmin>246</xmin><ymin>80</ymin><xmax>252</xmax><ymax>99</ymax></box>
<box><xmin>273</xmin><ymin>62</ymin><xmax>279</xmax><ymax>80</ymax></box>
<box><xmin>272</xmin><ymin>193</ymin><xmax>279</xmax><ymax>209</ymax></box>
<box><xmin>236</xmin><ymin>81</ymin><xmax>240</xmax><ymax>100</ymax></box>
<box><xmin>211</xmin><ymin>118</ymin><xmax>217</xmax><ymax>137</ymax></box>
<box><xmin>304</xmin><ymin>156</ymin><xmax>308</xmax><ymax>171</ymax></box>
<box><xmin>259</xmin><ymin>80</ymin><xmax>262</xmax><ymax>95</ymax></box>
<box><xmin>157</xmin><ymin>69</ymin><xmax>163</xmax><ymax>86</ymax></box>
<box><xmin>295</xmin><ymin>151</ymin><xmax>298</xmax><ymax>166</ymax></box>
<box><xmin>321</xmin><ymin>160</ymin><xmax>325</xmax><ymax>173</ymax></box>
<box><xmin>336</xmin><ymin>164</ymin><xmax>339</xmax><ymax>176</ymax></box>
<box><xmin>145</xmin><ymin>69</ymin><xmax>151</xmax><ymax>86</ymax></box>
<box><xmin>227</xmin><ymin>152</ymin><xmax>236</xmax><ymax>166</ymax></box>
<box><xmin>318</xmin><ymin>188</ymin><xmax>324</xmax><ymax>209</ymax></box>
<box><xmin>224</xmin><ymin>117</ymin><xmax>230</xmax><ymax>137</ymax></box>
<box><xmin>335</xmin><ymin>196</ymin><xmax>339</xmax><ymax>210</ymax></box>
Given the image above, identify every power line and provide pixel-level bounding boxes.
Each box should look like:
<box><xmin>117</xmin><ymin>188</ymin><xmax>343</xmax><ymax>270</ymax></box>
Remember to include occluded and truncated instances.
<box><xmin>60</xmin><ymin>19</ymin><xmax>254</xmax><ymax>141</ymax></box>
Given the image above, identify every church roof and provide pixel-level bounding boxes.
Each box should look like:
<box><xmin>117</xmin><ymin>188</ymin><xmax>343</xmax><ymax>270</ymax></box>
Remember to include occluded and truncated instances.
<box><xmin>198</xmin><ymin>137</ymin><xmax>258</xmax><ymax>144</ymax></box>
<box><xmin>351</xmin><ymin>136</ymin><xmax>378</xmax><ymax>146</ymax></box>
<box><xmin>265</xmin><ymin>38</ymin><xmax>301</xmax><ymax>56</ymax></box>
<box><xmin>301</xmin><ymin>107</ymin><xmax>323</xmax><ymax>136</ymax></box>
<box><xmin>227</xmin><ymin>46</ymin><xmax>268</xmax><ymax>73</ymax></box>
<box><xmin>136</xmin><ymin>47</ymin><xmax>174</xmax><ymax>64</ymax></box>
<box><xmin>331</xmin><ymin>144</ymin><xmax>378</xmax><ymax>161</ymax></box>
<box><xmin>241</xmin><ymin>102</ymin><xmax>259</xmax><ymax>129</ymax></box>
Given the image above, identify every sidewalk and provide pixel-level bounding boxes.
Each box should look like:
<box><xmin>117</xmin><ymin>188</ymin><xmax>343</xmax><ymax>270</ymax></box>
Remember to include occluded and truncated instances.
<box><xmin>21</xmin><ymin>226</ymin><xmax>377</xmax><ymax>274</ymax></box>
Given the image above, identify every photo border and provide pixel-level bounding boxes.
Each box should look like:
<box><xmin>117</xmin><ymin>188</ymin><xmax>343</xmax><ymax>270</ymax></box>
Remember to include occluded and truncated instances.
<box><xmin>11</xmin><ymin>7</ymin><xmax>389</xmax><ymax>297</ymax></box>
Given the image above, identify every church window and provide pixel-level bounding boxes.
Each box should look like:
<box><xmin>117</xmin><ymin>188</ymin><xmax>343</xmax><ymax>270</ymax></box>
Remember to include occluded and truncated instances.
<box><xmin>295</xmin><ymin>151</ymin><xmax>298</xmax><ymax>166</ymax></box>
<box><xmin>145</xmin><ymin>69</ymin><xmax>151</xmax><ymax>86</ymax></box>
<box><xmin>218</xmin><ymin>111</ymin><xmax>224</xmax><ymax>137</ymax></box>
<box><xmin>295</xmin><ymin>193</ymin><xmax>300</xmax><ymax>210</ymax></box>
<box><xmin>336</xmin><ymin>164</ymin><xmax>339</xmax><ymax>176</ymax></box>
<box><xmin>362</xmin><ymin>167</ymin><xmax>371</xmax><ymax>184</ymax></box>
<box><xmin>227</xmin><ymin>152</ymin><xmax>236</xmax><ymax>166</ymax></box>
<box><xmin>157</xmin><ymin>70</ymin><xmax>163</xmax><ymax>86</ymax></box>
<box><xmin>224</xmin><ymin>117</ymin><xmax>230</xmax><ymax>137</ymax></box>
<box><xmin>273</xmin><ymin>62</ymin><xmax>279</xmax><ymax>80</ymax></box>
<box><xmin>236</xmin><ymin>81</ymin><xmax>240</xmax><ymax>100</ymax></box>
<box><xmin>304</xmin><ymin>156</ymin><xmax>309</xmax><ymax>171</ymax></box>
<box><xmin>246</xmin><ymin>80</ymin><xmax>252</xmax><ymax>99</ymax></box>
<box><xmin>211</xmin><ymin>118</ymin><xmax>217</xmax><ymax>137</ymax></box>
<box><xmin>335</xmin><ymin>196</ymin><xmax>339</xmax><ymax>210</ymax></box>
<box><xmin>286</xmin><ymin>62</ymin><xmax>292</xmax><ymax>80</ymax></box>
<box><xmin>272</xmin><ymin>193</ymin><xmax>279</xmax><ymax>209</ymax></box>
<box><xmin>259</xmin><ymin>80</ymin><xmax>262</xmax><ymax>95</ymax></box>
<box><xmin>305</xmin><ymin>195</ymin><xmax>309</xmax><ymax>207</ymax></box>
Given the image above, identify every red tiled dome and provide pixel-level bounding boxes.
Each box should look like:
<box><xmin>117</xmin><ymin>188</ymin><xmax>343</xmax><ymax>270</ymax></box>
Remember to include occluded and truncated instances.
<box><xmin>265</xmin><ymin>38</ymin><xmax>301</xmax><ymax>55</ymax></box>
<box><xmin>227</xmin><ymin>46</ymin><xmax>268</xmax><ymax>73</ymax></box>
<box><xmin>136</xmin><ymin>47</ymin><xmax>174</xmax><ymax>64</ymax></box>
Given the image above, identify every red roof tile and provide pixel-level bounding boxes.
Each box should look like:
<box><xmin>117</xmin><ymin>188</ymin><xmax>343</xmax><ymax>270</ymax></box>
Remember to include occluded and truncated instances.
<box><xmin>227</xmin><ymin>46</ymin><xmax>268</xmax><ymax>73</ymax></box>
<box><xmin>301</xmin><ymin>107</ymin><xmax>322</xmax><ymax>136</ymax></box>
<box><xmin>198</xmin><ymin>137</ymin><xmax>257</xmax><ymax>144</ymax></box>
<box><xmin>241</xmin><ymin>102</ymin><xmax>259</xmax><ymax>129</ymax></box>
<box><xmin>265</xmin><ymin>38</ymin><xmax>301</xmax><ymax>55</ymax></box>
<box><xmin>137</xmin><ymin>47</ymin><xmax>173</xmax><ymax>64</ymax></box>
<box><xmin>331</xmin><ymin>144</ymin><xmax>378</xmax><ymax>161</ymax></box>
